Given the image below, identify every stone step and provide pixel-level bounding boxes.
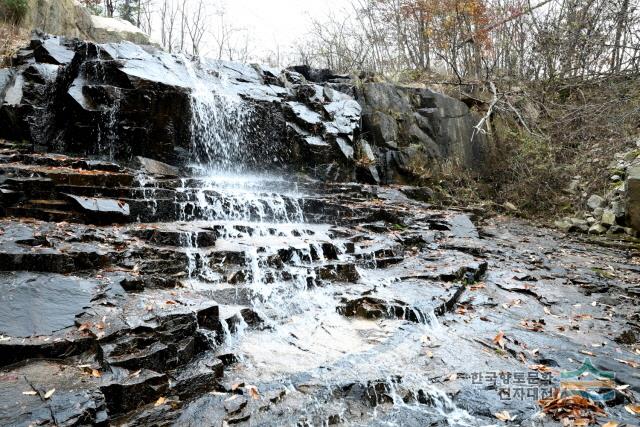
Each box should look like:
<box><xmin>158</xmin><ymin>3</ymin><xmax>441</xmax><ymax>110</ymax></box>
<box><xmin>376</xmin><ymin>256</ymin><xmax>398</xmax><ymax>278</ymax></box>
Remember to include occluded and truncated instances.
<box><xmin>0</xmin><ymin>164</ymin><xmax>134</xmax><ymax>187</ymax></box>
<box><xmin>55</xmin><ymin>185</ymin><xmax>175</xmax><ymax>200</ymax></box>
<box><xmin>5</xmin><ymin>176</ymin><xmax>56</xmax><ymax>193</ymax></box>
<box><xmin>5</xmin><ymin>206</ymin><xmax>78</xmax><ymax>222</ymax></box>
<box><xmin>23</xmin><ymin>199</ymin><xmax>71</xmax><ymax>210</ymax></box>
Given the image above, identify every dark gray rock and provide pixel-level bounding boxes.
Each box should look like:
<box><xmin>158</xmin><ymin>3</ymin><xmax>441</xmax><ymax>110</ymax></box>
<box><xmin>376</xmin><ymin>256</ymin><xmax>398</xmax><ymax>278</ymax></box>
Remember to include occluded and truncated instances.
<box><xmin>135</xmin><ymin>156</ymin><xmax>180</xmax><ymax>177</ymax></box>
<box><xmin>0</xmin><ymin>272</ymin><xmax>97</xmax><ymax>338</ymax></box>
<box><xmin>100</xmin><ymin>369</ymin><xmax>169</xmax><ymax>415</ymax></box>
<box><xmin>32</xmin><ymin>36</ymin><xmax>75</xmax><ymax>65</ymax></box>
<box><xmin>357</xmin><ymin>82</ymin><xmax>489</xmax><ymax>181</ymax></box>
<box><xmin>0</xmin><ymin>360</ymin><xmax>108</xmax><ymax>426</ymax></box>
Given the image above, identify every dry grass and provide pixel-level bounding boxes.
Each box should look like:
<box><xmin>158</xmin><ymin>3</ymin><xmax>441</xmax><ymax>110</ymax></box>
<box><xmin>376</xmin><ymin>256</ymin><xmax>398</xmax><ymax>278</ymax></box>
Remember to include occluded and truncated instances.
<box><xmin>0</xmin><ymin>21</ymin><xmax>29</xmax><ymax>67</ymax></box>
<box><xmin>402</xmin><ymin>76</ymin><xmax>640</xmax><ymax>219</ymax></box>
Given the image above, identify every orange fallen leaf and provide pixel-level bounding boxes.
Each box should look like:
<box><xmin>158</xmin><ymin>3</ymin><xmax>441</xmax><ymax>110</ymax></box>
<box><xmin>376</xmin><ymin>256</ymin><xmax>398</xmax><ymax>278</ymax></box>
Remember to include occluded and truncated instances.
<box><xmin>625</xmin><ymin>403</ymin><xmax>640</xmax><ymax>415</ymax></box>
<box><xmin>154</xmin><ymin>396</ymin><xmax>166</xmax><ymax>406</ymax></box>
<box><xmin>529</xmin><ymin>364</ymin><xmax>554</xmax><ymax>373</ymax></box>
<box><xmin>247</xmin><ymin>385</ymin><xmax>260</xmax><ymax>400</ymax></box>
<box><xmin>493</xmin><ymin>331</ymin><xmax>506</xmax><ymax>349</ymax></box>
<box><xmin>603</xmin><ymin>422</ymin><xmax>619</xmax><ymax>427</ymax></box>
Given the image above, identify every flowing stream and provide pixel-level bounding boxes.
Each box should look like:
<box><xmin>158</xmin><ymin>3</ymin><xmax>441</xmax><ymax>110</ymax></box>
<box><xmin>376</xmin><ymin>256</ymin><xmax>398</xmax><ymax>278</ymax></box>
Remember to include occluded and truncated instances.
<box><xmin>135</xmin><ymin>66</ymin><xmax>491</xmax><ymax>426</ymax></box>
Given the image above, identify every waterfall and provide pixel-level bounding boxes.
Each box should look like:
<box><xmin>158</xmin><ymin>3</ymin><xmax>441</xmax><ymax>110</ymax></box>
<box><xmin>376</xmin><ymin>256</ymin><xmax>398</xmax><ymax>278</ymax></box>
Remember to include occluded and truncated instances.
<box><xmin>165</xmin><ymin>57</ymin><xmax>487</xmax><ymax>426</ymax></box>
<box><xmin>185</xmin><ymin>59</ymin><xmax>252</xmax><ymax>174</ymax></box>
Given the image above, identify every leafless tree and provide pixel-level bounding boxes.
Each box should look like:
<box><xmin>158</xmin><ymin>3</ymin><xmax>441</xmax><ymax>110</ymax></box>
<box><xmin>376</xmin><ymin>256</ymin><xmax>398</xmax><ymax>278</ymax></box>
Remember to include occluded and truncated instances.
<box><xmin>185</xmin><ymin>0</ymin><xmax>206</xmax><ymax>56</ymax></box>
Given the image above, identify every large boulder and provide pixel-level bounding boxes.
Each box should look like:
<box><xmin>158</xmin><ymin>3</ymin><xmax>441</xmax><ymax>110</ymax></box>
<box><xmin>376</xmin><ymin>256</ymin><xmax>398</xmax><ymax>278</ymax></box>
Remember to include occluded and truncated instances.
<box><xmin>0</xmin><ymin>37</ymin><xmax>192</xmax><ymax>162</ymax></box>
<box><xmin>89</xmin><ymin>15</ymin><xmax>150</xmax><ymax>44</ymax></box>
<box><xmin>0</xmin><ymin>37</ymin><xmax>360</xmax><ymax>175</ymax></box>
<box><xmin>16</xmin><ymin>0</ymin><xmax>150</xmax><ymax>44</ymax></box>
<box><xmin>356</xmin><ymin>82</ymin><xmax>489</xmax><ymax>182</ymax></box>
<box><xmin>22</xmin><ymin>0</ymin><xmax>93</xmax><ymax>40</ymax></box>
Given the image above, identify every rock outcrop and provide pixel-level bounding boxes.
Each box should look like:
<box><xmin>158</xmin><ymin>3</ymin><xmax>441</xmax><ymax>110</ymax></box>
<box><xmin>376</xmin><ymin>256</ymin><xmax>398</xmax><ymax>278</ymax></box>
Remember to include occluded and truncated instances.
<box><xmin>17</xmin><ymin>0</ymin><xmax>150</xmax><ymax>44</ymax></box>
<box><xmin>89</xmin><ymin>14</ymin><xmax>150</xmax><ymax>44</ymax></box>
<box><xmin>1</xmin><ymin>35</ymin><xmax>487</xmax><ymax>185</ymax></box>
<box><xmin>356</xmin><ymin>82</ymin><xmax>488</xmax><ymax>182</ymax></box>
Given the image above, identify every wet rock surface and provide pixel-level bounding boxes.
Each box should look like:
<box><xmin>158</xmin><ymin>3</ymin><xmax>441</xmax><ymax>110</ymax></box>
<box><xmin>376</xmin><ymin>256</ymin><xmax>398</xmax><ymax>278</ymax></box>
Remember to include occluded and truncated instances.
<box><xmin>0</xmin><ymin>145</ymin><xmax>640</xmax><ymax>425</ymax></box>
<box><xmin>2</xmin><ymin>35</ymin><xmax>485</xmax><ymax>184</ymax></box>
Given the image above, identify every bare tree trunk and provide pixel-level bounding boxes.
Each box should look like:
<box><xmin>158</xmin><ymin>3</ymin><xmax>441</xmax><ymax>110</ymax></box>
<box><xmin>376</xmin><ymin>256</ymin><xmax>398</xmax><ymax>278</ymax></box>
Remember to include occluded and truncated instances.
<box><xmin>612</xmin><ymin>0</ymin><xmax>630</xmax><ymax>72</ymax></box>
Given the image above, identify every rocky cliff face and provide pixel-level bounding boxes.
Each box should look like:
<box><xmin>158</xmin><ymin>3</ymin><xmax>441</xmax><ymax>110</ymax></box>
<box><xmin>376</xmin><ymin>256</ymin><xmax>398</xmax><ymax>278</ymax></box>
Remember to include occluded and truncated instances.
<box><xmin>19</xmin><ymin>0</ymin><xmax>149</xmax><ymax>44</ymax></box>
<box><xmin>0</xmin><ymin>35</ymin><xmax>486</xmax><ymax>184</ymax></box>
<box><xmin>357</xmin><ymin>82</ymin><xmax>487</xmax><ymax>181</ymax></box>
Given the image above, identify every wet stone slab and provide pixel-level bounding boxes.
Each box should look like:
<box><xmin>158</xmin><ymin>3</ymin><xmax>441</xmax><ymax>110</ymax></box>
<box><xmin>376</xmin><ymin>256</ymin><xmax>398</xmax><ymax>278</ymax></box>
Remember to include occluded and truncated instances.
<box><xmin>0</xmin><ymin>360</ymin><xmax>108</xmax><ymax>426</ymax></box>
<box><xmin>0</xmin><ymin>272</ymin><xmax>99</xmax><ymax>338</ymax></box>
<box><xmin>1</xmin><ymin>160</ymin><xmax>640</xmax><ymax>425</ymax></box>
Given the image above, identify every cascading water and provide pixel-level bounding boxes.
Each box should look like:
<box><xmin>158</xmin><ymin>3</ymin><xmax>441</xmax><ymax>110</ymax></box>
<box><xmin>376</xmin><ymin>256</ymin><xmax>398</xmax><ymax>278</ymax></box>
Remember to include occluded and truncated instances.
<box><xmin>134</xmin><ymin>58</ymin><xmax>492</xmax><ymax>426</ymax></box>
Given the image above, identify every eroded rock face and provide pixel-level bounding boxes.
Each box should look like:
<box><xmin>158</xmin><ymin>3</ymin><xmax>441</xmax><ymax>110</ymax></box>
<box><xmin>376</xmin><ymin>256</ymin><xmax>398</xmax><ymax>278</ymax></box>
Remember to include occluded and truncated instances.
<box><xmin>1</xmin><ymin>35</ymin><xmax>490</xmax><ymax>185</ymax></box>
<box><xmin>356</xmin><ymin>82</ymin><xmax>488</xmax><ymax>183</ymax></box>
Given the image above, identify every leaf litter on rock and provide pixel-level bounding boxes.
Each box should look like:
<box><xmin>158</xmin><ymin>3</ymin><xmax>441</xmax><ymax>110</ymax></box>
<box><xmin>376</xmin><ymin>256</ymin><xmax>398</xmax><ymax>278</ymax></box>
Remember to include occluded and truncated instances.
<box><xmin>539</xmin><ymin>391</ymin><xmax>605</xmax><ymax>425</ymax></box>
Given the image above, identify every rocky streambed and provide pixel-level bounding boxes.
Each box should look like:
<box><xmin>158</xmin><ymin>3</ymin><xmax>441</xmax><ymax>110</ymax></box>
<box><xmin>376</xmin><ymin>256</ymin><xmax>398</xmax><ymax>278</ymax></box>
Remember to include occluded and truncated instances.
<box><xmin>0</xmin><ymin>143</ymin><xmax>639</xmax><ymax>426</ymax></box>
<box><xmin>1</xmin><ymin>35</ymin><xmax>640</xmax><ymax>427</ymax></box>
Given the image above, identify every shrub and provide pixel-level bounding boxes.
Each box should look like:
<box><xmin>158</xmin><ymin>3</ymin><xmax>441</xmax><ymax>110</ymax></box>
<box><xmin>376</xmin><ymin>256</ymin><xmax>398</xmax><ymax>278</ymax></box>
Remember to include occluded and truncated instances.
<box><xmin>1</xmin><ymin>0</ymin><xmax>29</xmax><ymax>24</ymax></box>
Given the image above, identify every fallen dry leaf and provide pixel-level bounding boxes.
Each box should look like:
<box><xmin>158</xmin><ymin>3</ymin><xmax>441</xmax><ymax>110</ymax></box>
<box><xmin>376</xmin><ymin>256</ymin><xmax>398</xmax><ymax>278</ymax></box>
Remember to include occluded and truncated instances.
<box><xmin>521</xmin><ymin>319</ymin><xmax>545</xmax><ymax>332</ymax></box>
<box><xmin>602</xmin><ymin>422</ymin><xmax>619</xmax><ymax>427</ymax></box>
<box><xmin>154</xmin><ymin>396</ymin><xmax>166</xmax><ymax>406</ymax></box>
<box><xmin>247</xmin><ymin>385</ymin><xmax>260</xmax><ymax>400</ymax></box>
<box><xmin>44</xmin><ymin>388</ymin><xmax>56</xmax><ymax>399</ymax></box>
<box><xmin>493</xmin><ymin>331</ymin><xmax>506</xmax><ymax>349</ymax></box>
<box><xmin>625</xmin><ymin>403</ymin><xmax>640</xmax><ymax>415</ymax></box>
<box><xmin>77</xmin><ymin>322</ymin><xmax>92</xmax><ymax>332</ymax></box>
<box><xmin>22</xmin><ymin>391</ymin><xmax>37</xmax><ymax>396</ymax></box>
<box><xmin>494</xmin><ymin>410</ymin><xmax>515</xmax><ymax>422</ymax></box>
<box><xmin>529</xmin><ymin>364</ymin><xmax>554</xmax><ymax>373</ymax></box>
<box><xmin>539</xmin><ymin>392</ymin><xmax>605</xmax><ymax>422</ymax></box>
<box><xmin>615</xmin><ymin>358</ymin><xmax>640</xmax><ymax>368</ymax></box>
